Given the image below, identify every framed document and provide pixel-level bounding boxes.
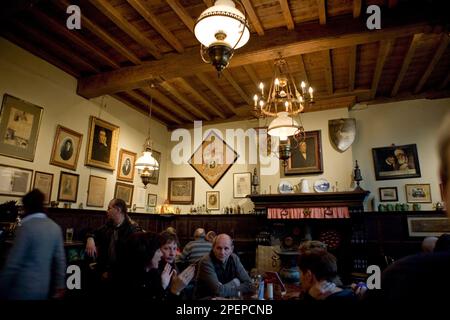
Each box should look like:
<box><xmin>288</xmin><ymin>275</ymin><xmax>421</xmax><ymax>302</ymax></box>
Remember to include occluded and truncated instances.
<box><xmin>57</xmin><ymin>171</ymin><xmax>79</xmax><ymax>203</ymax></box>
<box><xmin>33</xmin><ymin>171</ymin><xmax>54</xmax><ymax>205</ymax></box>
<box><xmin>114</xmin><ymin>182</ymin><xmax>134</xmax><ymax>207</ymax></box>
<box><xmin>233</xmin><ymin>172</ymin><xmax>251</xmax><ymax>198</ymax></box>
<box><xmin>0</xmin><ymin>164</ymin><xmax>33</xmax><ymax>197</ymax></box>
<box><xmin>87</xmin><ymin>175</ymin><xmax>106</xmax><ymax>207</ymax></box>
<box><xmin>168</xmin><ymin>177</ymin><xmax>195</xmax><ymax>204</ymax></box>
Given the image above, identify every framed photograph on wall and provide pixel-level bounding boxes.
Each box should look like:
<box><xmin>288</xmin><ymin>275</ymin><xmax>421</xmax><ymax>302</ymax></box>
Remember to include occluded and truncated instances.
<box><xmin>117</xmin><ymin>149</ymin><xmax>136</xmax><ymax>182</ymax></box>
<box><xmin>379</xmin><ymin>187</ymin><xmax>398</xmax><ymax>202</ymax></box>
<box><xmin>57</xmin><ymin>171</ymin><xmax>79</xmax><ymax>203</ymax></box>
<box><xmin>86</xmin><ymin>175</ymin><xmax>106</xmax><ymax>207</ymax></box>
<box><xmin>114</xmin><ymin>182</ymin><xmax>134</xmax><ymax>207</ymax></box>
<box><xmin>85</xmin><ymin>116</ymin><xmax>120</xmax><ymax>171</ymax></box>
<box><xmin>285</xmin><ymin>130</ymin><xmax>323</xmax><ymax>175</ymax></box>
<box><xmin>206</xmin><ymin>191</ymin><xmax>220</xmax><ymax>211</ymax></box>
<box><xmin>168</xmin><ymin>177</ymin><xmax>195</xmax><ymax>204</ymax></box>
<box><xmin>372</xmin><ymin>144</ymin><xmax>421</xmax><ymax>180</ymax></box>
<box><xmin>233</xmin><ymin>172</ymin><xmax>251</xmax><ymax>198</ymax></box>
<box><xmin>0</xmin><ymin>94</ymin><xmax>43</xmax><ymax>161</ymax></box>
<box><xmin>147</xmin><ymin>193</ymin><xmax>157</xmax><ymax>207</ymax></box>
<box><xmin>33</xmin><ymin>171</ymin><xmax>54</xmax><ymax>205</ymax></box>
<box><xmin>189</xmin><ymin>130</ymin><xmax>238</xmax><ymax>188</ymax></box>
<box><xmin>406</xmin><ymin>184</ymin><xmax>432</xmax><ymax>203</ymax></box>
<box><xmin>407</xmin><ymin>217</ymin><xmax>450</xmax><ymax>237</ymax></box>
<box><xmin>0</xmin><ymin>164</ymin><xmax>33</xmax><ymax>197</ymax></box>
<box><xmin>50</xmin><ymin>125</ymin><xmax>83</xmax><ymax>171</ymax></box>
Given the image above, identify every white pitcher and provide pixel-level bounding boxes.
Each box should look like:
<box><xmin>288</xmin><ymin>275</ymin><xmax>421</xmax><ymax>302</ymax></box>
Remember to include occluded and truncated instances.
<box><xmin>300</xmin><ymin>179</ymin><xmax>310</xmax><ymax>193</ymax></box>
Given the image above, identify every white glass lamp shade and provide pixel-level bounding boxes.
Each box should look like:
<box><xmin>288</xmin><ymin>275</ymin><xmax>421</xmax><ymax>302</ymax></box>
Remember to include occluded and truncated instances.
<box><xmin>135</xmin><ymin>151</ymin><xmax>159</xmax><ymax>171</ymax></box>
<box><xmin>194</xmin><ymin>0</ymin><xmax>250</xmax><ymax>49</ymax></box>
<box><xmin>268</xmin><ymin>112</ymin><xmax>300</xmax><ymax>138</ymax></box>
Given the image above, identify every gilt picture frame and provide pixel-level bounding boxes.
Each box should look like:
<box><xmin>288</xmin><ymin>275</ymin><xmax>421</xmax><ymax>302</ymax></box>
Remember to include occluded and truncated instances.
<box><xmin>86</xmin><ymin>175</ymin><xmax>106</xmax><ymax>208</ymax></box>
<box><xmin>50</xmin><ymin>125</ymin><xmax>83</xmax><ymax>171</ymax></box>
<box><xmin>114</xmin><ymin>182</ymin><xmax>134</xmax><ymax>208</ymax></box>
<box><xmin>33</xmin><ymin>171</ymin><xmax>54</xmax><ymax>205</ymax></box>
<box><xmin>285</xmin><ymin>130</ymin><xmax>323</xmax><ymax>175</ymax></box>
<box><xmin>405</xmin><ymin>184</ymin><xmax>432</xmax><ymax>203</ymax></box>
<box><xmin>168</xmin><ymin>177</ymin><xmax>195</xmax><ymax>204</ymax></box>
<box><xmin>206</xmin><ymin>191</ymin><xmax>220</xmax><ymax>211</ymax></box>
<box><xmin>57</xmin><ymin>171</ymin><xmax>79</xmax><ymax>203</ymax></box>
<box><xmin>117</xmin><ymin>149</ymin><xmax>136</xmax><ymax>182</ymax></box>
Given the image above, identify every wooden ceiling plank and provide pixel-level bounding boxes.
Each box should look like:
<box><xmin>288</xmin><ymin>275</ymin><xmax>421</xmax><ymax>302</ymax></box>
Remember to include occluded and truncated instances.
<box><xmin>414</xmin><ymin>33</ymin><xmax>450</xmax><ymax>94</ymax></box>
<box><xmin>33</xmin><ymin>8</ymin><xmax>120</xmax><ymax>69</ymax></box>
<box><xmin>241</xmin><ymin>0</ymin><xmax>264</xmax><ymax>36</ymax></box>
<box><xmin>166</xmin><ymin>0</ymin><xmax>195</xmax><ymax>32</ymax></box>
<box><xmin>77</xmin><ymin>21</ymin><xmax>431</xmax><ymax>97</ymax></box>
<box><xmin>243</xmin><ymin>65</ymin><xmax>260</xmax><ymax>88</ymax></box>
<box><xmin>298</xmin><ymin>54</ymin><xmax>310</xmax><ymax>85</ymax></box>
<box><xmin>89</xmin><ymin>0</ymin><xmax>162</xmax><ymax>59</ymax></box>
<box><xmin>439</xmin><ymin>72</ymin><xmax>450</xmax><ymax>90</ymax></box>
<box><xmin>127</xmin><ymin>90</ymin><xmax>183</xmax><ymax>124</ymax></box>
<box><xmin>324</xmin><ymin>50</ymin><xmax>333</xmax><ymax>95</ymax></box>
<box><xmin>318</xmin><ymin>0</ymin><xmax>327</xmax><ymax>25</ymax></box>
<box><xmin>222</xmin><ymin>70</ymin><xmax>253</xmax><ymax>105</ymax></box>
<box><xmin>141</xmin><ymin>86</ymin><xmax>196</xmax><ymax>122</ymax></box>
<box><xmin>126</xmin><ymin>0</ymin><xmax>184</xmax><ymax>53</ymax></box>
<box><xmin>196</xmin><ymin>73</ymin><xmax>237</xmax><ymax>114</ymax></box>
<box><xmin>1</xmin><ymin>30</ymin><xmax>80</xmax><ymax>77</ymax></box>
<box><xmin>160</xmin><ymin>81</ymin><xmax>213</xmax><ymax>121</ymax></box>
<box><xmin>303</xmin><ymin>95</ymin><xmax>356</xmax><ymax>113</ymax></box>
<box><xmin>112</xmin><ymin>93</ymin><xmax>169</xmax><ymax>126</ymax></box>
<box><xmin>279</xmin><ymin>0</ymin><xmax>295</xmax><ymax>30</ymax></box>
<box><xmin>58</xmin><ymin>0</ymin><xmax>141</xmax><ymax>64</ymax></box>
<box><xmin>391</xmin><ymin>33</ymin><xmax>422</xmax><ymax>96</ymax></box>
<box><xmin>370</xmin><ymin>40</ymin><xmax>394</xmax><ymax>99</ymax></box>
<box><xmin>13</xmin><ymin>21</ymin><xmax>99</xmax><ymax>73</ymax></box>
<box><xmin>175</xmin><ymin>78</ymin><xmax>227</xmax><ymax>119</ymax></box>
<box><xmin>353</xmin><ymin>0</ymin><xmax>361</xmax><ymax>18</ymax></box>
<box><xmin>348</xmin><ymin>45</ymin><xmax>356</xmax><ymax>92</ymax></box>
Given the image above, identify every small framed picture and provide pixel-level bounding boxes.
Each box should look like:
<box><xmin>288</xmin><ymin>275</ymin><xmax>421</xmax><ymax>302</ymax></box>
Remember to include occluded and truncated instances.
<box><xmin>206</xmin><ymin>191</ymin><xmax>220</xmax><ymax>211</ymax></box>
<box><xmin>57</xmin><ymin>171</ymin><xmax>79</xmax><ymax>203</ymax></box>
<box><xmin>168</xmin><ymin>177</ymin><xmax>195</xmax><ymax>204</ymax></box>
<box><xmin>407</xmin><ymin>217</ymin><xmax>450</xmax><ymax>237</ymax></box>
<box><xmin>405</xmin><ymin>184</ymin><xmax>432</xmax><ymax>203</ymax></box>
<box><xmin>114</xmin><ymin>182</ymin><xmax>134</xmax><ymax>207</ymax></box>
<box><xmin>49</xmin><ymin>125</ymin><xmax>83</xmax><ymax>171</ymax></box>
<box><xmin>147</xmin><ymin>193</ymin><xmax>157</xmax><ymax>207</ymax></box>
<box><xmin>33</xmin><ymin>171</ymin><xmax>54</xmax><ymax>205</ymax></box>
<box><xmin>117</xmin><ymin>149</ymin><xmax>136</xmax><ymax>182</ymax></box>
<box><xmin>379</xmin><ymin>187</ymin><xmax>398</xmax><ymax>202</ymax></box>
<box><xmin>0</xmin><ymin>164</ymin><xmax>33</xmax><ymax>197</ymax></box>
<box><xmin>233</xmin><ymin>172</ymin><xmax>251</xmax><ymax>198</ymax></box>
<box><xmin>87</xmin><ymin>175</ymin><xmax>107</xmax><ymax>207</ymax></box>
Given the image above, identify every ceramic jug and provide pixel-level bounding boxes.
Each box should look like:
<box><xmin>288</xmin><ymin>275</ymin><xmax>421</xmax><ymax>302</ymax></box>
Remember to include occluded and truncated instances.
<box><xmin>300</xmin><ymin>179</ymin><xmax>310</xmax><ymax>193</ymax></box>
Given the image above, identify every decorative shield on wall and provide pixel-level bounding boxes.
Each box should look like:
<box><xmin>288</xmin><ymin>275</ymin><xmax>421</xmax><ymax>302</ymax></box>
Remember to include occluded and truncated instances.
<box><xmin>189</xmin><ymin>130</ymin><xmax>238</xmax><ymax>188</ymax></box>
<box><xmin>328</xmin><ymin>118</ymin><xmax>356</xmax><ymax>152</ymax></box>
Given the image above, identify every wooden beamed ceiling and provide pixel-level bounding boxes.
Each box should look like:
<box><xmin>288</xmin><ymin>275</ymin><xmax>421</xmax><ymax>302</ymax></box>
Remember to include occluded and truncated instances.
<box><xmin>1</xmin><ymin>0</ymin><xmax>449</xmax><ymax>129</ymax></box>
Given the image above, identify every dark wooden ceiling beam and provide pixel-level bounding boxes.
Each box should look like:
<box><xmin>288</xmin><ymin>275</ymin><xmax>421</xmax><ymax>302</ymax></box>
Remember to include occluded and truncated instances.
<box><xmin>89</xmin><ymin>0</ymin><xmax>162</xmax><ymax>59</ymax></box>
<box><xmin>318</xmin><ymin>0</ymin><xmax>327</xmax><ymax>25</ymax></box>
<box><xmin>414</xmin><ymin>33</ymin><xmax>450</xmax><ymax>93</ymax></box>
<box><xmin>348</xmin><ymin>45</ymin><xmax>356</xmax><ymax>91</ymax></box>
<box><xmin>166</xmin><ymin>0</ymin><xmax>195</xmax><ymax>32</ymax></box>
<box><xmin>324</xmin><ymin>49</ymin><xmax>333</xmax><ymax>95</ymax></box>
<box><xmin>126</xmin><ymin>0</ymin><xmax>184</xmax><ymax>53</ymax></box>
<box><xmin>391</xmin><ymin>33</ymin><xmax>422</xmax><ymax>96</ymax></box>
<box><xmin>32</xmin><ymin>8</ymin><xmax>120</xmax><ymax>69</ymax></box>
<box><xmin>159</xmin><ymin>81</ymin><xmax>213</xmax><ymax>121</ymax></box>
<box><xmin>175</xmin><ymin>78</ymin><xmax>227</xmax><ymax>119</ymax></box>
<box><xmin>243</xmin><ymin>65</ymin><xmax>260</xmax><ymax>89</ymax></box>
<box><xmin>222</xmin><ymin>70</ymin><xmax>253</xmax><ymax>105</ymax></box>
<box><xmin>196</xmin><ymin>73</ymin><xmax>237</xmax><ymax>114</ymax></box>
<box><xmin>439</xmin><ymin>72</ymin><xmax>450</xmax><ymax>90</ymax></box>
<box><xmin>353</xmin><ymin>0</ymin><xmax>361</xmax><ymax>18</ymax></box>
<box><xmin>241</xmin><ymin>0</ymin><xmax>264</xmax><ymax>36</ymax></box>
<box><xmin>370</xmin><ymin>40</ymin><xmax>393</xmax><ymax>99</ymax></box>
<box><xmin>279</xmin><ymin>0</ymin><xmax>295</xmax><ymax>30</ymax></box>
<box><xmin>77</xmin><ymin>20</ymin><xmax>432</xmax><ymax>97</ymax></box>
<box><xmin>58</xmin><ymin>0</ymin><xmax>141</xmax><ymax>65</ymax></box>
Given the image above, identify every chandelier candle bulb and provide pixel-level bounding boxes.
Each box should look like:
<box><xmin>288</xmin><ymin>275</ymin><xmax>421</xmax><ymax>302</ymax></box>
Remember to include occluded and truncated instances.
<box><xmin>259</xmin><ymin>82</ymin><xmax>264</xmax><ymax>95</ymax></box>
<box><xmin>253</xmin><ymin>94</ymin><xmax>258</xmax><ymax>107</ymax></box>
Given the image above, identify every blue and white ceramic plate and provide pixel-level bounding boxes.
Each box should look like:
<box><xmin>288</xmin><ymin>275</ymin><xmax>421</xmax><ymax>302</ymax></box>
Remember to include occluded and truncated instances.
<box><xmin>278</xmin><ymin>181</ymin><xmax>294</xmax><ymax>194</ymax></box>
<box><xmin>314</xmin><ymin>179</ymin><xmax>330</xmax><ymax>192</ymax></box>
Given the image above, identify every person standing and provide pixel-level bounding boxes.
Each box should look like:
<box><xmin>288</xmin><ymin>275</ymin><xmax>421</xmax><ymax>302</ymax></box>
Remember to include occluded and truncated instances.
<box><xmin>0</xmin><ymin>189</ymin><xmax>66</xmax><ymax>300</ymax></box>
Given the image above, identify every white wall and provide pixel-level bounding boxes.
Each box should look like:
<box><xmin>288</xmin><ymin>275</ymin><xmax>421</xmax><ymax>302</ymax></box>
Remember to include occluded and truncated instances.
<box><xmin>350</xmin><ymin>99</ymin><xmax>450</xmax><ymax>210</ymax></box>
<box><xmin>0</xmin><ymin>38</ymin><xmax>170</xmax><ymax>211</ymax></box>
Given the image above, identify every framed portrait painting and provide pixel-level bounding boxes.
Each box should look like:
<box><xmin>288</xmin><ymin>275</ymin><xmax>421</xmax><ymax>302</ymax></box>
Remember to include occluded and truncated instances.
<box><xmin>379</xmin><ymin>187</ymin><xmax>398</xmax><ymax>202</ymax></box>
<box><xmin>33</xmin><ymin>171</ymin><xmax>54</xmax><ymax>205</ymax></box>
<box><xmin>86</xmin><ymin>175</ymin><xmax>106</xmax><ymax>208</ymax></box>
<box><xmin>117</xmin><ymin>149</ymin><xmax>136</xmax><ymax>182</ymax></box>
<box><xmin>285</xmin><ymin>130</ymin><xmax>323</xmax><ymax>175</ymax></box>
<box><xmin>0</xmin><ymin>94</ymin><xmax>43</xmax><ymax>161</ymax></box>
<box><xmin>147</xmin><ymin>193</ymin><xmax>157</xmax><ymax>207</ymax></box>
<box><xmin>372</xmin><ymin>144</ymin><xmax>421</xmax><ymax>180</ymax></box>
<box><xmin>406</xmin><ymin>184</ymin><xmax>432</xmax><ymax>203</ymax></box>
<box><xmin>168</xmin><ymin>177</ymin><xmax>195</xmax><ymax>204</ymax></box>
<box><xmin>50</xmin><ymin>125</ymin><xmax>83</xmax><ymax>171</ymax></box>
<box><xmin>114</xmin><ymin>182</ymin><xmax>134</xmax><ymax>207</ymax></box>
<box><xmin>57</xmin><ymin>171</ymin><xmax>79</xmax><ymax>203</ymax></box>
<box><xmin>85</xmin><ymin>116</ymin><xmax>120</xmax><ymax>171</ymax></box>
<box><xmin>189</xmin><ymin>131</ymin><xmax>238</xmax><ymax>188</ymax></box>
<box><xmin>233</xmin><ymin>172</ymin><xmax>251</xmax><ymax>198</ymax></box>
<box><xmin>206</xmin><ymin>191</ymin><xmax>220</xmax><ymax>211</ymax></box>
<box><xmin>0</xmin><ymin>164</ymin><xmax>33</xmax><ymax>197</ymax></box>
